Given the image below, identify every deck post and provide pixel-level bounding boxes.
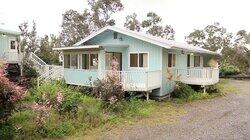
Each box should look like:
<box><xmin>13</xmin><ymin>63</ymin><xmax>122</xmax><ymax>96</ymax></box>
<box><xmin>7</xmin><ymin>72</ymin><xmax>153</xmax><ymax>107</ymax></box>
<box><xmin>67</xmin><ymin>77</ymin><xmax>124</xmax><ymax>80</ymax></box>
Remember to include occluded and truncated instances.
<box><xmin>146</xmin><ymin>91</ymin><xmax>149</xmax><ymax>101</ymax></box>
<box><xmin>203</xmin><ymin>85</ymin><xmax>206</xmax><ymax>93</ymax></box>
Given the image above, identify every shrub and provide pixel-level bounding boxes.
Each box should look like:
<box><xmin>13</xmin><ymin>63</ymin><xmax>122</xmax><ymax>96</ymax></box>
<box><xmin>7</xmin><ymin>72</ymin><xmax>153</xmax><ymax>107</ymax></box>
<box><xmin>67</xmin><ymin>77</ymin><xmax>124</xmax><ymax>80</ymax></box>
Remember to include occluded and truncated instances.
<box><xmin>0</xmin><ymin>60</ymin><xmax>25</xmax><ymax>123</ymax></box>
<box><xmin>92</xmin><ymin>58</ymin><xmax>124</xmax><ymax>105</ymax></box>
<box><xmin>220</xmin><ymin>65</ymin><xmax>240</xmax><ymax>76</ymax></box>
<box><xmin>172</xmin><ymin>82</ymin><xmax>196</xmax><ymax>99</ymax></box>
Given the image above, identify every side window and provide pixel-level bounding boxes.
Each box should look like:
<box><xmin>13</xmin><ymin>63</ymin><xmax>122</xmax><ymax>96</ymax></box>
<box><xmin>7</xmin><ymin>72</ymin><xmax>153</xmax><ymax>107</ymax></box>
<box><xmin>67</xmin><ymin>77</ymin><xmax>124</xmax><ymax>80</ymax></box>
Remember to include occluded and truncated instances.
<box><xmin>168</xmin><ymin>53</ymin><xmax>176</xmax><ymax>67</ymax></box>
<box><xmin>10</xmin><ymin>40</ymin><xmax>16</xmax><ymax>50</ymax></box>
<box><xmin>194</xmin><ymin>56</ymin><xmax>201</xmax><ymax>67</ymax></box>
<box><xmin>130</xmin><ymin>53</ymin><xmax>138</xmax><ymax>67</ymax></box>
<box><xmin>187</xmin><ymin>54</ymin><xmax>190</xmax><ymax>67</ymax></box>
<box><xmin>64</xmin><ymin>54</ymin><xmax>70</xmax><ymax>68</ymax></box>
<box><xmin>70</xmin><ymin>54</ymin><xmax>78</xmax><ymax>69</ymax></box>
<box><xmin>90</xmin><ymin>54</ymin><xmax>98</xmax><ymax>69</ymax></box>
<box><xmin>82</xmin><ymin>54</ymin><xmax>89</xmax><ymax>69</ymax></box>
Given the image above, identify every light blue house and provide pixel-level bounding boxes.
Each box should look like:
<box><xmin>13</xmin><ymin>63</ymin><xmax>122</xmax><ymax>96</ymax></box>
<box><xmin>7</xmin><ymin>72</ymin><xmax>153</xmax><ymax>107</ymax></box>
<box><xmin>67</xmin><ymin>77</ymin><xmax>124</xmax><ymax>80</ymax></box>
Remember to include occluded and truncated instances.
<box><xmin>54</xmin><ymin>26</ymin><xmax>220</xmax><ymax>98</ymax></box>
<box><xmin>0</xmin><ymin>28</ymin><xmax>22</xmax><ymax>64</ymax></box>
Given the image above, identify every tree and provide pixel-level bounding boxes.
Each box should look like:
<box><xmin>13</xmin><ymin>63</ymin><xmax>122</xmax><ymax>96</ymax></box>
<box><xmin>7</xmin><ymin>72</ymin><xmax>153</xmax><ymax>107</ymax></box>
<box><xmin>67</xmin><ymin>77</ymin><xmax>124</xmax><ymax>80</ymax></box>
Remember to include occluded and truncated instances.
<box><xmin>37</xmin><ymin>35</ymin><xmax>60</xmax><ymax>65</ymax></box>
<box><xmin>141</xmin><ymin>12</ymin><xmax>175</xmax><ymax>40</ymax></box>
<box><xmin>186</xmin><ymin>22</ymin><xmax>232</xmax><ymax>51</ymax></box>
<box><xmin>60</xmin><ymin>9</ymin><xmax>91</xmax><ymax>47</ymax></box>
<box><xmin>124</xmin><ymin>13</ymin><xmax>141</xmax><ymax>32</ymax></box>
<box><xmin>88</xmin><ymin>0</ymin><xmax>124</xmax><ymax>29</ymax></box>
<box><xmin>19</xmin><ymin>21</ymin><xmax>39</xmax><ymax>53</ymax></box>
<box><xmin>60</xmin><ymin>0</ymin><xmax>124</xmax><ymax>46</ymax></box>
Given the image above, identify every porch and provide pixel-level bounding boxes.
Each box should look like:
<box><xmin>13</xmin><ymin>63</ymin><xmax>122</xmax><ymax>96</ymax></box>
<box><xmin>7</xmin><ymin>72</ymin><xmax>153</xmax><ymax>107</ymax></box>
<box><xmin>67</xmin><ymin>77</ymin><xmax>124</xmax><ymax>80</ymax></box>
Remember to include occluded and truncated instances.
<box><xmin>2</xmin><ymin>51</ymin><xmax>23</xmax><ymax>64</ymax></box>
<box><xmin>64</xmin><ymin>69</ymin><xmax>162</xmax><ymax>91</ymax></box>
<box><xmin>168</xmin><ymin>67</ymin><xmax>219</xmax><ymax>85</ymax></box>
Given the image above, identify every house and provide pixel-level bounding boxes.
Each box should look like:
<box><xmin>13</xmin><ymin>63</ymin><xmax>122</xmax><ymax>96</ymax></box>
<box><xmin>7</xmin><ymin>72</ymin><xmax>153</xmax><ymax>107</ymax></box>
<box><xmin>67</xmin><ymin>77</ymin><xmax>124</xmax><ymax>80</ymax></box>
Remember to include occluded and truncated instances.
<box><xmin>0</xmin><ymin>28</ymin><xmax>22</xmax><ymax>64</ymax></box>
<box><xmin>53</xmin><ymin>26</ymin><xmax>220</xmax><ymax>98</ymax></box>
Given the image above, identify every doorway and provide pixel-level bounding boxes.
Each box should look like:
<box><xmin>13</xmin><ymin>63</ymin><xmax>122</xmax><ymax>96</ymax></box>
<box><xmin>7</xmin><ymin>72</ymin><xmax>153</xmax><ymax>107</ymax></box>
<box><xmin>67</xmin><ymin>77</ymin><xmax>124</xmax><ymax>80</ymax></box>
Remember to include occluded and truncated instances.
<box><xmin>105</xmin><ymin>52</ymin><xmax>122</xmax><ymax>71</ymax></box>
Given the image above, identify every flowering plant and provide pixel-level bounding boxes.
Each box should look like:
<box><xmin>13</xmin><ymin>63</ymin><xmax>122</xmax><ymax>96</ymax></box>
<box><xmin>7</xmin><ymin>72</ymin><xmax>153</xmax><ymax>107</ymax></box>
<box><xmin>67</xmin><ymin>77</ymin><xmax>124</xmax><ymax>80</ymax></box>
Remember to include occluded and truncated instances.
<box><xmin>0</xmin><ymin>60</ymin><xmax>25</xmax><ymax>122</ymax></box>
<box><xmin>92</xmin><ymin>57</ymin><xmax>124</xmax><ymax>105</ymax></box>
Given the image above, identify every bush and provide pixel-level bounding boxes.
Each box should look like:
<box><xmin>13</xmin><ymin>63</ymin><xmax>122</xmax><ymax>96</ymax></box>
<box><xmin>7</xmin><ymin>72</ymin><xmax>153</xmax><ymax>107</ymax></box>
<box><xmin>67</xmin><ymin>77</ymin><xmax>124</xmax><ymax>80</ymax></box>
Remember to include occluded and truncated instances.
<box><xmin>172</xmin><ymin>82</ymin><xmax>196</xmax><ymax>99</ymax></box>
<box><xmin>0</xmin><ymin>61</ymin><xmax>25</xmax><ymax>123</ymax></box>
<box><xmin>220</xmin><ymin>65</ymin><xmax>240</xmax><ymax>76</ymax></box>
<box><xmin>92</xmin><ymin>58</ymin><xmax>124</xmax><ymax>106</ymax></box>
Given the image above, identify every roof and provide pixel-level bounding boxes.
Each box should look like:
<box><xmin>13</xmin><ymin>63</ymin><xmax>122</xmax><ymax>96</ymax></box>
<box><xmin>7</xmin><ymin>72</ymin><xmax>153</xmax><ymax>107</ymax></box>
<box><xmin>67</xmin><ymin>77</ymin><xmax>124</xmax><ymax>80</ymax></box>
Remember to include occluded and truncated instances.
<box><xmin>53</xmin><ymin>45</ymin><xmax>100</xmax><ymax>50</ymax></box>
<box><xmin>0</xmin><ymin>27</ymin><xmax>21</xmax><ymax>35</ymax></box>
<box><xmin>74</xmin><ymin>26</ymin><xmax>220</xmax><ymax>55</ymax></box>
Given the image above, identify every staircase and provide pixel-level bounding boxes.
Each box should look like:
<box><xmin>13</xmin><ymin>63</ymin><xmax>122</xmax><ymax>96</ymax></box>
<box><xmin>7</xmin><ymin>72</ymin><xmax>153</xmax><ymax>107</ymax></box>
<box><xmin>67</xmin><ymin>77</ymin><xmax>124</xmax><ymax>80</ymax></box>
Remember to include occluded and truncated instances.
<box><xmin>29</xmin><ymin>52</ymin><xmax>63</xmax><ymax>85</ymax></box>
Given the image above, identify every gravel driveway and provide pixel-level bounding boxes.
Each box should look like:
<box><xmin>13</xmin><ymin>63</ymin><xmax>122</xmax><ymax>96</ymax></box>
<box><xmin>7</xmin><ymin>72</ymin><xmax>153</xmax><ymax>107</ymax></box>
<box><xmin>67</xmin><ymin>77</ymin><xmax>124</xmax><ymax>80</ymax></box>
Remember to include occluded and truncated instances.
<box><xmin>114</xmin><ymin>80</ymin><xmax>250</xmax><ymax>140</ymax></box>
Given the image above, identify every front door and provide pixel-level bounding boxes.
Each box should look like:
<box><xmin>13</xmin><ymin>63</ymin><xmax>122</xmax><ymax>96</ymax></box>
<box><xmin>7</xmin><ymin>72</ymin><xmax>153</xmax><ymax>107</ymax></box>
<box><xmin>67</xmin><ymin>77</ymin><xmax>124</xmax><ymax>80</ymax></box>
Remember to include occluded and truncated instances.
<box><xmin>105</xmin><ymin>52</ymin><xmax>122</xmax><ymax>71</ymax></box>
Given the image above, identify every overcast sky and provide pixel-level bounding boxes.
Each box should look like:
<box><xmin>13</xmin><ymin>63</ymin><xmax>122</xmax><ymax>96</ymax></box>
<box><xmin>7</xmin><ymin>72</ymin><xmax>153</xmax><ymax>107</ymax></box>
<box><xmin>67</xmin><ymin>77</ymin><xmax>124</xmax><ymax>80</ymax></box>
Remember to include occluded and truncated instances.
<box><xmin>0</xmin><ymin>0</ymin><xmax>250</xmax><ymax>41</ymax></box>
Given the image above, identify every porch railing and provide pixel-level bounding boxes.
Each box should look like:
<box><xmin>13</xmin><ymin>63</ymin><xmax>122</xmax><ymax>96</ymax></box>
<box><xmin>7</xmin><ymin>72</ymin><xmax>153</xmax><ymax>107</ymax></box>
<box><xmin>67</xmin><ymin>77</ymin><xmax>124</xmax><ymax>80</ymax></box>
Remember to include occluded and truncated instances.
<box><xmin>99</xmin><ymin>70</ymin><xmax>162</xmax><ymax>91</ymax></box>
<box><xmin>2</xmin><ymin>52</ymin><xmax>23</xmax><ymax>63</ymax></box>
<box><xmin>168</xmin><ymin>67</ymin><xmax>219</xmax><ymax>85</ymax></box>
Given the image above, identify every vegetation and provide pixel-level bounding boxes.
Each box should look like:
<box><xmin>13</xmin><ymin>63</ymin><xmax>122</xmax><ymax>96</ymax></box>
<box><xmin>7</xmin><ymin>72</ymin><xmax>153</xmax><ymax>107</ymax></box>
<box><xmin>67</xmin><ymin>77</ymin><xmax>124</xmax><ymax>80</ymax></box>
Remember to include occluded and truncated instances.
<box><xmin>172</xmin><ymin>80</ymin><xmax>230</xmax><ymax>102</ymax></box>
<box><xmin>186</xmin><ymin>22</ymin><xmax>250</xmax><ymax>74</ymax></box>
<box><xmin>0</xmin><ymin>81</ymin><xmax>154</xmax><ymax>139</ymax></box>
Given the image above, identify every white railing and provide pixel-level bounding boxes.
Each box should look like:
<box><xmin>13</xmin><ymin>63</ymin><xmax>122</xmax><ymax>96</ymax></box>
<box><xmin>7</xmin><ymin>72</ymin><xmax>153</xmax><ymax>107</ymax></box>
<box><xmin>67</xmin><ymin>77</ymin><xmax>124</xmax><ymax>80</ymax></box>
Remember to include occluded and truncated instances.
<box><xmin>38</xmin><ymin>65</ymin><xmax>64</xmax><ymax>85</ymax></box>
<box><xmin>168</xmin><ymin>67</ymin><xmax>219</xmax><ymax>85</ymax></box>
<box><xmin>29</xmin><ymin>52</ymin><xmax>63</xmax><ymax>85</ymax></box>
<box><xmin>2</xmin><ymin>52</ymin><xmax>23</xmax><ymax>63</ymax></box>
<box><xmin>99</xmin><ymin>70</ymin><xmax>162</xmax><ymax>91</ymax></box>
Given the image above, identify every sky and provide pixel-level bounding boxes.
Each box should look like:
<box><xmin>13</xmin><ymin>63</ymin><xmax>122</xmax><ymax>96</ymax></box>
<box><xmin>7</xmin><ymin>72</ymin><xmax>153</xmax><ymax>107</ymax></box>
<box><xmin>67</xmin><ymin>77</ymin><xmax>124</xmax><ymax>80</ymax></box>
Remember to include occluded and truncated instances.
<box><xmin>0</xmin><ymin>0</ymin><xmax>250</xmax><ymax>42</ymax></box>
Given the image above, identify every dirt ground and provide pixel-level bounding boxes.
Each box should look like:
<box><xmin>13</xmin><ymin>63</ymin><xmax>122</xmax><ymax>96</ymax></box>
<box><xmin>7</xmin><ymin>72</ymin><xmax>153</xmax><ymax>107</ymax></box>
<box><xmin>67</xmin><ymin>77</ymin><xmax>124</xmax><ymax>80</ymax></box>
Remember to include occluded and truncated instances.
<box><xmin>97</xmin><ymin>79</ymin><xmax>250</xmax><ymax>140</ymax></box>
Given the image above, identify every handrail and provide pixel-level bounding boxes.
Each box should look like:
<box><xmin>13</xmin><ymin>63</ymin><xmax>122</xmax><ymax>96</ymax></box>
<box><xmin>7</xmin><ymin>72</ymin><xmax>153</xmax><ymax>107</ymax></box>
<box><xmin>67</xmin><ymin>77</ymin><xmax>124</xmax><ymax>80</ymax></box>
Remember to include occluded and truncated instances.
<box><xmin>30</xmin><ymin>52</ymin><xmax>47</xmax><ymax>66</ymax></box>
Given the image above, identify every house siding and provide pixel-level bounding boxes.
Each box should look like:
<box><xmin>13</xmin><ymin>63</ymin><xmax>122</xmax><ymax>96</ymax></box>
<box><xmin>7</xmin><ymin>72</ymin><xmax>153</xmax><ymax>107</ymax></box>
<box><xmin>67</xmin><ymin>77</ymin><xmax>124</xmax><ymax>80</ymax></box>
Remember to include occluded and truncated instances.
<box><xmin>0</xmin><ymin>34</ymin><xmax>17</xmax><ymax>58</ymax></box>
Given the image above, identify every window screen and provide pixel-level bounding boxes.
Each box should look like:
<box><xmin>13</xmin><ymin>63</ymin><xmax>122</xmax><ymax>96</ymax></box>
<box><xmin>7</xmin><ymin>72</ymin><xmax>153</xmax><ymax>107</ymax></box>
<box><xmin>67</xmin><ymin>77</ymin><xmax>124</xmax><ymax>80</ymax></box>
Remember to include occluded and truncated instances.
<box><xmin>90</xmin><ymin>54</ymin><xmax>98</xmax><ymax>69</ymax></box>
<box><xmin>70</xmin><ymin>54</ymin><xmax>78</xmax><ymax>69</ymax></box>
<box><xmin>130</xmin><ymin>53</ymin><xmax>138</xmax><ymax>67</ymax></box>
<box><xmin>82</xmin><ymin>54</ymin><xmax>89</xmax><ymax>69</ymax></box>
<box><xmin>10</xmin><ymin>40</ymin><xmax>16</xmax><ymax>50</ymax></box>
<box><xmin>139</xmin><ymin>53</ymin><xmax>148</xmax><ymax>67</ymax></box>
<box><xmin>194</xmin><ymin>56</ymin><xmax>201</xmax><ymax>67</ymax></box>
<box><xmin>64</xmin><ymin>54</ymin><xmax>70</xmax><ymax>68</ymax></box>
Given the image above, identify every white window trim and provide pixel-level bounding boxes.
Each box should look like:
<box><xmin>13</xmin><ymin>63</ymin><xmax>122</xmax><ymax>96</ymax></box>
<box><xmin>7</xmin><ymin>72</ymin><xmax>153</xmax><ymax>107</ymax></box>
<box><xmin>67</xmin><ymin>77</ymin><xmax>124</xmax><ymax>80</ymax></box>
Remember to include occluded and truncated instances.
<box><xmin>194</xmin><ymin>55</ymin><xmax>203</xmax><ymax>68</ymax></box>
<box><xmin>167</xmin><ymin>53</ymin><xmax>176</xmax><ymax>68</ymax></box>
<box><xmin>9</xmin><ymin>39</ymin><xmax>17</xmax><ymax>51</ymax></box>
<box><xmin>81</xmin><ymin>52</ymin><xmax>99</xmax><ymax>70</ymax></box>
<box><xmin>128</xmin><ymin>52</ymin><xmax>149</xmax><ymax>69</ymax></box>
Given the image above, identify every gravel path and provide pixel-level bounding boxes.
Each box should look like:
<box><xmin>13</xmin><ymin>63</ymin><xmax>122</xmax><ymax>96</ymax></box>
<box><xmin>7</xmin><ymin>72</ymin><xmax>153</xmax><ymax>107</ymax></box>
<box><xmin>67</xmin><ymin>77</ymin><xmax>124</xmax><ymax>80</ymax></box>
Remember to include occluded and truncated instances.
<box><xmin>114</xmin><ymin>80</ymin><xmax>250</xmax><ymax>140</ymax></box>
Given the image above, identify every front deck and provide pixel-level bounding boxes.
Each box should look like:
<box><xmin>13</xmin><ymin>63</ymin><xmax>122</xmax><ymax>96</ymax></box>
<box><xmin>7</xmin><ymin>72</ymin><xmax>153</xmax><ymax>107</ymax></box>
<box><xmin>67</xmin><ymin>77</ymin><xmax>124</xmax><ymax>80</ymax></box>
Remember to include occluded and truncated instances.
<box><xmin>64</xmin><ymin>69</ymin><xmax>162</xmax><ymax>91</ymax></box>
<box><xmin>64</xmin><ymin>67</ymin><xmax>219</xmax><ymax>92</ymax></box>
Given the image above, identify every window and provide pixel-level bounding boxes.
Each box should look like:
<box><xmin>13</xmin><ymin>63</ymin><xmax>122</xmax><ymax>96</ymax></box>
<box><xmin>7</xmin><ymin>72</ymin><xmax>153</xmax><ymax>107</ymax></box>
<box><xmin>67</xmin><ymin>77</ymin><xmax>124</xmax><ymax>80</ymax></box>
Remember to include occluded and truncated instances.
<box><xmin>130</xmin><ymin>54</ymin><xmax>138</xmax><ymax>67</ymax></box>
<box><xmin>90</xmin><ymin>54</ymin><xmax>98</xmax><ymax>69</ymax></box>
<box><xmin>64</xmin><ymin>54</ymin><xmax>70</xmax><ymax>68</ymax></box>
<box><xmin>168</xmin><ymin>53</ymin><xmax>176</xmax><ymax>67</ymax></box>
<box><xmin>82</xmin><ymin>54</ymin><xmax>89</xmax><ymax>69</ymax></box>
<box><xmin>187</xmin><ymin>54</ymin><xmax>190</xmax><ymax>67</ymax></box>
<box><xmin>194</xmin><ymin>56</ymin><xmax>201</xmax><ymax>67</ymax></box>
<box><xmin>129</xmin><ymin>53</ymin><xmax>148</xmax><ymax>68</ymax></box>
<box><xmin>10</xmin><ymin>40</ymin><xmax>16</xmax><ymax>50</ymax></box>
<box><xmin>81</xmin><ymin>53</ymin><xmax>98</xmax><ymax>70</ymax></box>
<box><xmin>114</xmin><ymin>32</ymin><xmax>118</xmax><ymax>39</ymax></box>
<box><xmin>70</xmin><ymin>54</ymin><xmax>78</xmax><ymax>69</ymax></box>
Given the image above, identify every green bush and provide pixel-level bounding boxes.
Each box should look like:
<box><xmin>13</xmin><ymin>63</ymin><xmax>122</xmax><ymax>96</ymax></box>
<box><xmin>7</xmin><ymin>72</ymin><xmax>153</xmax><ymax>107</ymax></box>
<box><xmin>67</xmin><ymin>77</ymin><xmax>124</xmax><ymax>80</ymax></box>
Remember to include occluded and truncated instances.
<box><xmin>220</xmin><ymin>65</ymin><xmax>240</xmax><ymax>76</ymax></box>
<box><xmin>0</xmin><ymin>121</ymin><xmax>15</xmax><ymax>140</ymax></box>
<box><xmin>172</xmin><ymin>82</ymin><xmax>196</xmax><ymax>99</ymax></box>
